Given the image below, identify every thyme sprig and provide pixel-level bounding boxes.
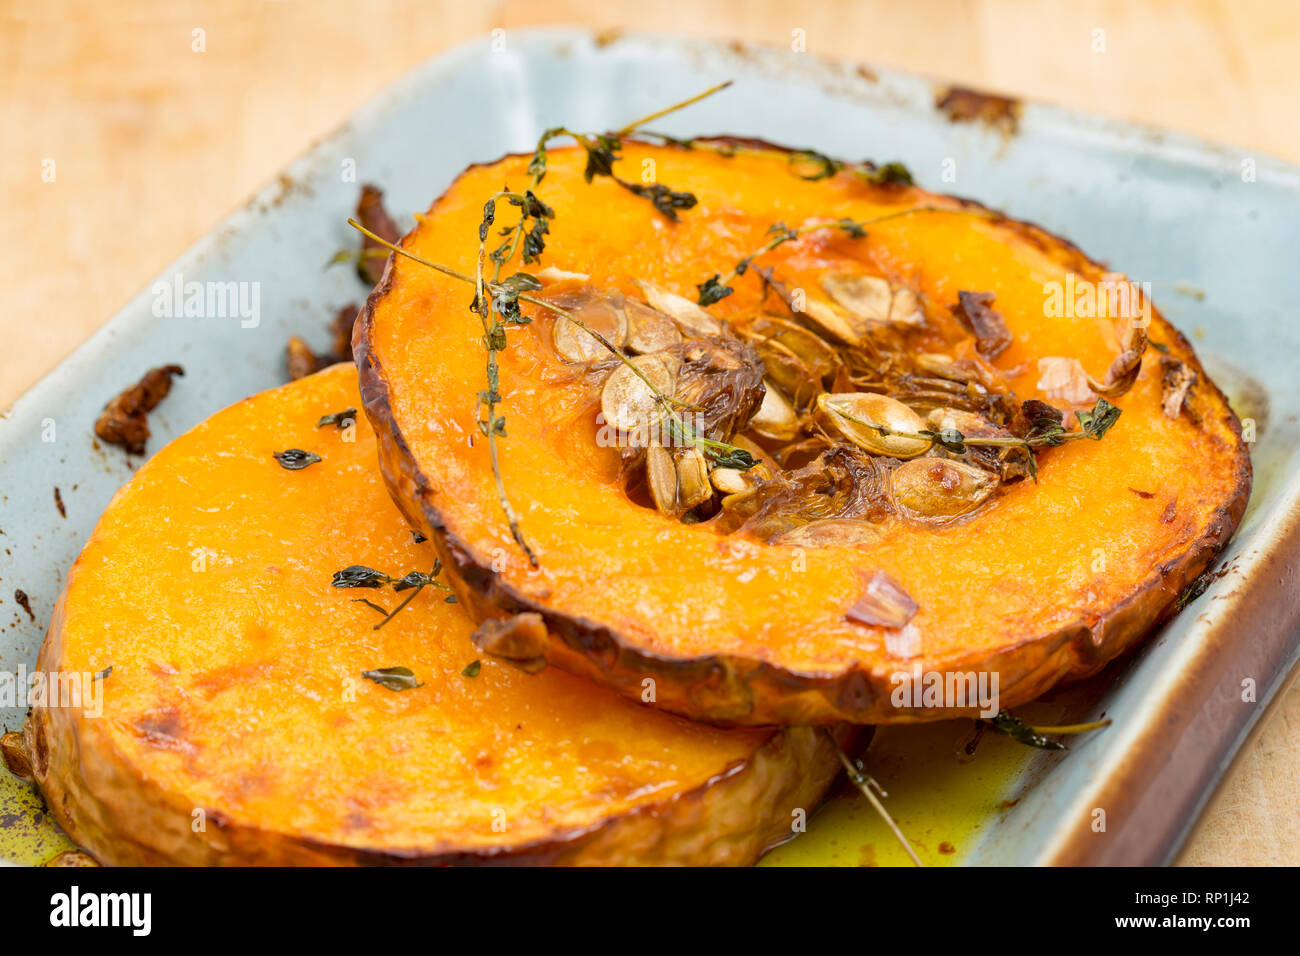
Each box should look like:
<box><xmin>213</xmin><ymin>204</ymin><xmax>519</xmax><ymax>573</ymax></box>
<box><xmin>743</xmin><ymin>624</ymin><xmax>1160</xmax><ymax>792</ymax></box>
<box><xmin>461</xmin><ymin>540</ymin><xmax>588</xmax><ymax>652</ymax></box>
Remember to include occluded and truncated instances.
<box><xmin>984</xmin><ymin>711</ymin><xmax>1112</xmax><ymax>751</ymax></box>
<box><xmin>696</xmin><ymin>205</ymin><xmax>1000</xmax><ymax>307</ymax></box>
<box><xmin>347</xmin><ymin>82</ymin><xmax>735</xmax><ymax>564</ymax></box>
<box><xmin>829</xmin><ymin>397</ymin><xmax>1122</xmax><ymax>481</ymax></box>
<box><xmin>697</xmin><ymin>218</ymin><xmax>870</xmax><ymax>306</ymax></box>
<box><xmin>788</xmin><ymin>149</ymin><xmax>914</xmax><ymax>185</ymax></box>
<box><xmin>331</xmin><ymin>562</ymin><xmax>455</xmax><ymax>630</ymax></box>
<box><xmin>518</xmin><ymin>80</ymin><xmax>732</xmax><ymax>222</ymax></box>
<box><xmin>821</xmin><ymin>728</ymin><xmax>923</xmax><ymax>867</ymax></box>
<box><xmin>631</xmin><ymin>134</ymin><xmax>915</xmax><ymax>189</ymax></box>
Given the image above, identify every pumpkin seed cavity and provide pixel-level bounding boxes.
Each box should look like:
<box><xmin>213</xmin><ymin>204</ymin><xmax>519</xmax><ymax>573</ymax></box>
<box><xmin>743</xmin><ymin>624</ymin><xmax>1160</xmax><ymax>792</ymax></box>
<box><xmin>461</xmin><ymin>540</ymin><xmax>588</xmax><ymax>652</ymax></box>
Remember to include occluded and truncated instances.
<box><xmin>551</xmin><ymin>262</ymin><xmax>1123</xmax><ymax>545</ymax></box>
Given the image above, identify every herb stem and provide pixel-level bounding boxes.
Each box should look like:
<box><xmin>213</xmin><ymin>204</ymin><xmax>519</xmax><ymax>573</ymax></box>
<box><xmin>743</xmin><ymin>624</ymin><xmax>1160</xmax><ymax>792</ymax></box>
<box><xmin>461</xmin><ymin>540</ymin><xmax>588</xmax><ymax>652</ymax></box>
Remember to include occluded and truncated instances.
<box><xmin>714</xmin><ymin>218</ymin><xmax>867</xmax><ymax>293</ymax></box>
<box><xmin>822</xmin><ymin>728</ymin><xmax>923</xmax><ymax>867</ymax></box>
<box><xmin>615</xmin><ymin>80</ymin><xmax>734</xmax><ymax>136</ymax></box>
<box><xmin>1022</xmin><ymin>719</ymin><xmax>1113</xmax><ymax>735</ymax></box>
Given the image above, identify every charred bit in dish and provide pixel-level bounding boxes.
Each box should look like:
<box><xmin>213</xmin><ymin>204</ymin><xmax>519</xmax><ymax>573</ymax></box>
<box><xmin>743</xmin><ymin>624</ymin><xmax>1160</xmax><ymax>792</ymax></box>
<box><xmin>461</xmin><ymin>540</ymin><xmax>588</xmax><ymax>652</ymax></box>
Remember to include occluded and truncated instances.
<box><xmin>93</xmin><ymin>364</ymin><xmax>183</xmax><ymax>455</ymax></box>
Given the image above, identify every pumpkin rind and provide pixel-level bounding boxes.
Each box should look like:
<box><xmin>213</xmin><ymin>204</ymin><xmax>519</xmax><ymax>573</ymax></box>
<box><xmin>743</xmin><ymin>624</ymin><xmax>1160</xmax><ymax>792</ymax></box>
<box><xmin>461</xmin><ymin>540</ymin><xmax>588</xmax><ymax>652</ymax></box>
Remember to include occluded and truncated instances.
<box><xmin>356</xmin><ymin>139</ymin><xmax>1252</xmax><ymax>726</ymax></box>
<box><xmin>26</xmin><ymin>364</ymin><xmax>853</xmax><ymax>864</ymax></box>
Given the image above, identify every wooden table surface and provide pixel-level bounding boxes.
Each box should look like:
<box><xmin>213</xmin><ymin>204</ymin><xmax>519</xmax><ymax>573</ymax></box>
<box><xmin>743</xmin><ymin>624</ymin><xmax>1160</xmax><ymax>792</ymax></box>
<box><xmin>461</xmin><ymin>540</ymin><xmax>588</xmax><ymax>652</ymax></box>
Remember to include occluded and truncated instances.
<box><xmin>2</xmin><ymin>0</ymin><xmax>1296</xmax><ymax>865</ymax></box>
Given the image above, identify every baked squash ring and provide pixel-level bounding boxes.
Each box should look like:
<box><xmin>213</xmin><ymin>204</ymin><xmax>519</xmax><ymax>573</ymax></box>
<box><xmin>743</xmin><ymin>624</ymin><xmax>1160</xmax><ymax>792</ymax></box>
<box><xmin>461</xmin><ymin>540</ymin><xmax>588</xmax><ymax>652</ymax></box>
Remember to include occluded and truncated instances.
<box><xmin>26</xmin><ymin>364</ymin><xmax>849</xmax><ymax>864</ymax></box>
<box><xmin>357</xmin><ymin>140</ymin><xmax>1250</xmax><ymax>726</ymax></box>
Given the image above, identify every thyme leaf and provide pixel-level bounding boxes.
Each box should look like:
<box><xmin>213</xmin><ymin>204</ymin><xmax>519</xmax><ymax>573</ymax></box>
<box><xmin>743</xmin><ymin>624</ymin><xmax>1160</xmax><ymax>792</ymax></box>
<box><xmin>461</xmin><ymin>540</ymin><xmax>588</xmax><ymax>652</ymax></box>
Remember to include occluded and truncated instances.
<box><xmin>1075</xmin><ymin>398</ymin><xmax>1122</xmax><ymax>439</ymax></box>
<box><xmin>696</xmin><ymin>275</ymin><xmax>733</xmax><ymax>306</ymax></box>
<box><xmin>789</xmin><ymin>149</ymin><xmax>842</xmax><ymax>181</ymax></box>
<box><xmin>272</xmin><ymin>449</ymin><xmax>321</xmax><ymax>470</ymax></box>
<box><xmin>362</xmin><ymin>666</ymin><xmax>423</xmax><ymax>692</ymax></box>
<box><xmin>317</xmin><ymin>408</ymin><xmax>357</xmax><ymax>429</ymax></box>
<box><xmin>461</xmin><ymin>660</ymin><xmax>482</xmax><ymax>678</ymax></box>
<box><xmin>860</xmin><ymin>161</ymin><xmax>915</xmax><ymax>186</ymax></box>
<box><xmin>331</xmin><ymin>565</ymin><xmax>393</xmax><ymax>589</ymax></box>
<box><xmin>985</xmin><ymin>711</ymin><xmax>1065</xmax><ymax>750</ymax></box>
<box><xmin>617</xmin><ymin>181</ymin><xmax>698</xmax><ymax>221</ymax></box>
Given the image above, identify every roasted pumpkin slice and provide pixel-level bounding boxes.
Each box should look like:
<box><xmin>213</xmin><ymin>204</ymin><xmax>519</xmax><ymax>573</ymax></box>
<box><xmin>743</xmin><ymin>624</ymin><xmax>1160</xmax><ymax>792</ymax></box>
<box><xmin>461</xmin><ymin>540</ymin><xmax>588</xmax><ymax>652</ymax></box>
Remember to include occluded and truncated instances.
<box><xmin>356</xmin><ymin>139</ymin><xmax>1251</xmax><ymax>726</ymax></box>
<box><xmin>25</xmin><ymin>364</ymin><xmax>850</xmax><ymax>865</ymax></box>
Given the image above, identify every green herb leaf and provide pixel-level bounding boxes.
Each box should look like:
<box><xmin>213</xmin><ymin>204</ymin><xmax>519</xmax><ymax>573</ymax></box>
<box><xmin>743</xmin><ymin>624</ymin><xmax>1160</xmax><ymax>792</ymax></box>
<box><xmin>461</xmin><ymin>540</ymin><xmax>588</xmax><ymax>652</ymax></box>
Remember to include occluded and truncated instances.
<box><xmin>332</xmin><ymin>565</ymin><xmax>392</xmax><ymax>589</ymax></box>
<box><xmin>709</xmin><ymin>447</ymin><xmax>758</xmax><ymax>470</ymax></box>
<box><xmin>986</xmin><ymin>711</ymin><xmax>1067</xmax><ymax>751</ymax></box>
<box><xmin>92</xmin><ymin>665</ymin><xmax>112</xmax><ymax>682</ymax></box>
<box><xmin>273</xmin><ymin>449</ymin><xmax>322</xmax><ymax>470</ymax></box>
<box><xmin>1076</xmin><ymin>397</ymin><xmax>1122</xmax><ymax>440</ymax></box>
<box><xmin>1176</xmin><ymin>572</ymin><xmax>1214</xmax><ymax>610</ymax></box>
<box><xmin>861</xmin><ymin>161</ymin><xmax>914</xmax><ymax>186</ymax></box>
<box><xmin>317</xmin><ymin>408</ymin><xmax>357</xmax><ymax>429</ymax></box>
<box><xmin>362</xmin><ymin>666</ymin><xmax>423</xmax><ymax>692</ymax></box>
<box><xmin>696</xmin><ymin>275</ymin><xmax>734</xmax><ymax>306</ymax></box>
<box><xmin>582</xmin><ymin>133</ymin><xmax>621</xmax><ymax>182</ymax></box>
<box><xmin>619</xmin><ymin>181</ymin><xmax>698</xmax><ymax>221</ymax></box>
<box><xmin>789</xmin><ymin>149</ymin><xmax>842</xmax><ymax>181</ymax></box>
<box><xmin>920</xmin><ymin>428</ymin><xmax>968</xmax><ymax>454</ymax></box>
<box><xmin>836</xmin><ymin>217</ymin><xmax>868</xmax><ymax>239</ymax></box>
<box><xmin>462</xmin><ymin>660</ymin><xmax>482</xmax><ymax>678</ymax></box>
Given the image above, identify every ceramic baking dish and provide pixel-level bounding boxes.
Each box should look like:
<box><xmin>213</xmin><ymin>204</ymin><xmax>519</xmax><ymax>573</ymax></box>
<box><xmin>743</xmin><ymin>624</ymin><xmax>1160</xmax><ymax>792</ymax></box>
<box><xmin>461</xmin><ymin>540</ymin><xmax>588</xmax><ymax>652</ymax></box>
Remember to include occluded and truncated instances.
<box><xmin>2</xmin><ymin>28</ymin><xmax>1297</xmax><ymax>866</ymax></box>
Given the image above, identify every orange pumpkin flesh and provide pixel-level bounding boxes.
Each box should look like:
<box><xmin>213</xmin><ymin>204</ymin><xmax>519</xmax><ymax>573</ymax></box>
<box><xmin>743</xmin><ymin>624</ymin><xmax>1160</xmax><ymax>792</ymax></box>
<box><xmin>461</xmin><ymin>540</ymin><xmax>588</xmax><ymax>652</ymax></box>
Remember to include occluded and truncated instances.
<box><xmin>358</xmin><ymin>140</ymin><xmax>1250</xmax><ymax>726</ymax></box>
<box><xmin>26</xmin><ymin>364</ymin><xmax>850</xmax><ymax>865</ymax></box>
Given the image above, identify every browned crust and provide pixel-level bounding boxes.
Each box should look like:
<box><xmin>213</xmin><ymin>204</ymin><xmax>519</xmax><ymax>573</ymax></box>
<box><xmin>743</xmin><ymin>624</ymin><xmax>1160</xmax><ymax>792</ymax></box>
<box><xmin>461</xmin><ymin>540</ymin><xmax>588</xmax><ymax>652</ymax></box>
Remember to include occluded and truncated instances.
<box><xmin>27</xmin><ymin>588</ymin><xmax>861</xmax><ymax>866</ymax></box>
<box><xmin>354</xmin><ymin>138</ymin><xmax>1252</xmax><ymax>727</ymax></box>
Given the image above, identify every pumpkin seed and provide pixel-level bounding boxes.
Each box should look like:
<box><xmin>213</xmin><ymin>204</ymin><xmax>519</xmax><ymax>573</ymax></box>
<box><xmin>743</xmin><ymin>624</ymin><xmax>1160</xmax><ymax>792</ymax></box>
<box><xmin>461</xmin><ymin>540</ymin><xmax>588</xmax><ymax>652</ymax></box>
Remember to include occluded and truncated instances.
<box><xmin>551</xmin><ymin>291</ymin><xmax>628</xmax><ymax>363</ymax></box>
<box><xmin>915</xmin><ymin>352</ymin><xmax>975</xmax><ymax>382</ymax></box>
<box><xmin>800</xmin><ymin>295</ymin><xmax>864</xmax><ymax>345</ymax></box>
<box><xmin>1087</xmin><ymin>321</ymin><xmax>1147</xmax><ymax>398</ymax></box>
<box><xmin>635</xmin><ymin>280</ymin><xmax>725</xmax><ymax>336</ymax></box>
<box><xmin>753</xmin><ymin>315</ymin><xmax>841</xmax><ymax>377</ymax></box>
<box><xmin>674</xmin><ymin>447</ymin><xmax>713</xmax><ymax>510</ymax></box>
<box><xmin>820</xmin><ymin>273</ymin><xmax>893</xmax><ymax>322</ymax></box>
<box><xmin>771</xmin><ymin>518</ymin><xmax>881</xmax><ymax>548</ymax></box>
<box><xmin>891</xmin><ymin>458</ymin><xmax>998</xmax><ymax>517</ymax></box>
<box><xmin>625</xmin><ymin>298</ymin><xmax>683</xmax><ymax>353</ymax></box>
<box><xmin>752</xmin><ymin>338</ymin><xmax>816</xmax><ymax>406</ymax></box>
<box><xmin>646</xmin><ymin>444</ymin><xmax>711</xmax><ymax>516</ymax></box>
<box><xmin>600</xmin><ymin>353</ymin><xmax>677</xmax><ymax>435</ymax></box>
<box><xmin>817</xmin><ymin>392</ymin><xmax>931</xmax><ymax>459</ymax></box>
<box><xmin>748</xmin><ymin>380</ymin><xmax>800</xmax><ymax>441</ymax></box>
<box><xmin>711</xmin><ymin>466</ymin><xmax>757</xmax><ymax>496</ymax></box>
<box><xmin>888</xmin><ymin>286</ymin><xmax>925</xmax><ymax>326</ymax></box>
<box><xmin>646</xmin><ymin>444</ymin><xmax>680</xmax><ymax>515</ymax></box>
<box><xmin>536</xmin><ymin>265</ymin><xmax>591</xmax><ymax>283</ymax></box>
<box><xmin>1160</xmin><ymin>356</ymin><xmax>1197</xmax><ymax>419</ymax></box>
